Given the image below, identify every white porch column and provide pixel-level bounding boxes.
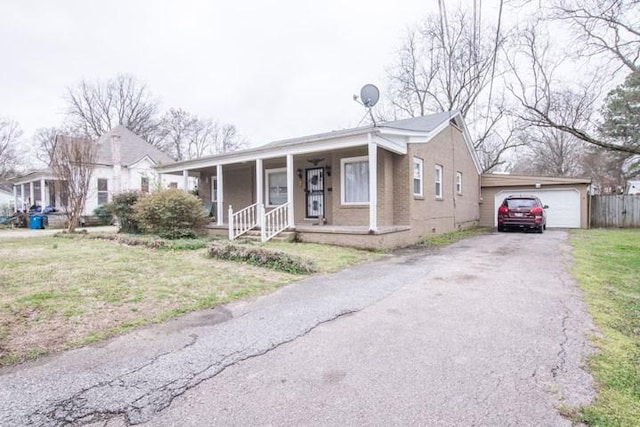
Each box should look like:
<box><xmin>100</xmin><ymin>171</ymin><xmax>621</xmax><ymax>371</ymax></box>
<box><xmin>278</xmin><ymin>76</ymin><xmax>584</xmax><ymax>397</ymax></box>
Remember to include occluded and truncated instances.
<box><xmin>40</xmin><ymin>178</ymin><xmax>46</xmax><ymax>206</ymax></box>
<box><xmin>368</xmin><ymin>133</ymin><xmax>378</xmax><ymax>232</ymax></box>
<box><xmin>182</xmin><ymin>170</ymin><xmax>189</xmax><ymax>191</ymax></box>
<box><xmin>13</xmin><ymin>185</ymin><xmax>18</xmax><ymax>212</ymax></box>
<box><xmin>216</xmin><ymin>165</ymin><xmax>224</xmax><ymax>226</ymax></box>
<box><xmin>20</xmin><ymin>184</ymin><xmax>25</xmax><ymax>210</ymax></box>
<box><xmin>286</xmin><ymin>154</ymin><xmax>294</xmax><ymax>228</ymax></box>
<box><xmin>29</xmin><ymin>182</ymin><xmax>34</xmax><ymax>208</ymax></box>
<box><xmin>256</xmin><ymin>159</ymin><xmax>264</xmax><ymax>228</ymax></box>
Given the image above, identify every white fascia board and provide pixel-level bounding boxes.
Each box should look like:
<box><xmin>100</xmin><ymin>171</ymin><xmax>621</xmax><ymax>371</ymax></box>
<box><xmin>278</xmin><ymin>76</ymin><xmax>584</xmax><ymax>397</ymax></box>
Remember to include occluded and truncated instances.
<box><xmin>373</xmin><ymin>134</ymin><xmax>408</xmax><ymax>154</ymax></box>
<box><xmin>158</xmin><ymin>132</ymin><xmax>379</xmax><ymax>173</ymax></box>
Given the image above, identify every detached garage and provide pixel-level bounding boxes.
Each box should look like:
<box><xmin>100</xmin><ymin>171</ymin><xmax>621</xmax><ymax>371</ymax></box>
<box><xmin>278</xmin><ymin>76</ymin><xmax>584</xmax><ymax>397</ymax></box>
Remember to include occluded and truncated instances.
<box><xmin>479</xmin><ymin>175</ymin><xmax>591</xmax><ymax>229</ymax></box>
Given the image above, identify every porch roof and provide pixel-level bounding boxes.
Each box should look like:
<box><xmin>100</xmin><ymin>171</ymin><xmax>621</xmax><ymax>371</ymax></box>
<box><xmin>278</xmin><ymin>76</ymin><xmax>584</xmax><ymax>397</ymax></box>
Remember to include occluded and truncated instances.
<box><xmin>7</xmin><ymin>169</ymin><xmax>57</xmax><ymax>185</ymax></box>
<box><xmin>157</xmin><ymin>111</ymin><xmax>472</xmax><ymax>174</ymax></box>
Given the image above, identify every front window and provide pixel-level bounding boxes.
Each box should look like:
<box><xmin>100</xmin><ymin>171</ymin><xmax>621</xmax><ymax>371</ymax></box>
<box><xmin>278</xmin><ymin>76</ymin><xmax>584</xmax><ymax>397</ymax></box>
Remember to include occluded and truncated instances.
<box><xmin>141</xmin><ymin>177</ymin><xmax>149</xmax><ymax>193</ymax></box>
<box><xmin>266</xmin><ymin>168</ymin><xmax>287</xmax><ymax>206</ymax></box>
<box><xmin>456</xmin><ymin>172</ymin><xmax>462</xmax><ymax>194</ymax></box>
<box><xmin>435</xmin><ymin>165</ymin><xmax>443</xmax><ymax>199</ymax></box>
<box><xmin>413</xmin><ymin>157</ymin><xmax>423</xmax><ymax>197</ymax></box>
<box><xmin>341</xmin><ymin>156</ymin><xmax>369</xmax><ymax>204</ymax></box>
<box><xmin>97</xmin><ymin>178</ymin><xmax>109</xmax><ymax>205</ymax></box>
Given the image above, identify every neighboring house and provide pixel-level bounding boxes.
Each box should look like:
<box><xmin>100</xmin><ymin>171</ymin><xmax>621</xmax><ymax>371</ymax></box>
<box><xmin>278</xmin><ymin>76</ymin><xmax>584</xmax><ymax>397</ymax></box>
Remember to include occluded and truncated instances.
<box><xmin>479</xmin><ymin>174</ymin><xmax>592</xmax><ymax>229</ymax></box>
<box><xmin>9</xmin><ymin>126</ymin><xmax>175</xmax><ymax>216</ymax></box>
<box><xmin>0</xmin><ymin>183</ymin><xmax>18</xmax><ymax>214</ymax></box>
<box><xmin>158</xmin><ymin>111</ymin><xmax>482</xmax><ymax>249</ymax></box>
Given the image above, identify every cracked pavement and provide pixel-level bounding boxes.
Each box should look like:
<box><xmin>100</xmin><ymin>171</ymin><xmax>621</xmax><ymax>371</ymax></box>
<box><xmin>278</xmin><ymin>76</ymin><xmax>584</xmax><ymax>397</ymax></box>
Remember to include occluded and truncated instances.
<box><xmin>0</xmin><ymin>230</ymin><xmax>596</xmax><ymax>426</ymax></box>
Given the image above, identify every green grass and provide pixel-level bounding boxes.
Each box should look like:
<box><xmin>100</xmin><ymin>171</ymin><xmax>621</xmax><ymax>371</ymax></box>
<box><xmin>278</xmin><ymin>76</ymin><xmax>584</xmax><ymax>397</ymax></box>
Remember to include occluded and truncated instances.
<box><xmin>0</xmin><ymin>233</ymin><xmax>377</xmax><ymax>366</ymax></box>
<box><xmin>570</xmin><ymin>229</ymin><xmax>640</xmax><ymax>426</ymax></box>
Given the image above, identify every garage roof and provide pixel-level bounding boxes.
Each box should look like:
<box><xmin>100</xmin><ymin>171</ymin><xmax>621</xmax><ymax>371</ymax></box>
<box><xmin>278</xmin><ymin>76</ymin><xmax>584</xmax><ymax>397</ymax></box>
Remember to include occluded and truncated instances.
<box><xmin>481</xmin><ymin>174</ymin><xmax>591</xmax><ymax>187</ymax></box>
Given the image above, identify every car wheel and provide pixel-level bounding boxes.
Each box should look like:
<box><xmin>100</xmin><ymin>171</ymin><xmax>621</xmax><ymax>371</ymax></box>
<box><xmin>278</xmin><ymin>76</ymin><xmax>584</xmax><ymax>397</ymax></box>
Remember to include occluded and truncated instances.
<box><xmin>538</xmin><ymin>225</ymin><xmax>544</xmax><ymax>234</ymax></box>
<box><xmin>498</xmin><ymin>224</ymin><xmax>505</xmax><ymax>232</ymax></box>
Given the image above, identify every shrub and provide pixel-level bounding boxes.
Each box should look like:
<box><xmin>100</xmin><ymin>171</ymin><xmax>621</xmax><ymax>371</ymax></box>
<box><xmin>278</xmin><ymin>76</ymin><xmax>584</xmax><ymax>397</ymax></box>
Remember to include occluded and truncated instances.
<box><xmin>93</xmin><ymin>205</ymin><xmax>112</xmax><ymax>225</ymax></box>
<box><xmin>107</xmin><ymin>191</ymin><xmax>142</xmax><ymax>234</ymax></box>
<box><xmin>207</xmin><ymin>241</ymin><xmax>317</xmax><ymax>274</ymax></box>
<box><xmin>133</xmin><ymin>188</ymin><xmax>205</xmax><ymax>239</ymax></box>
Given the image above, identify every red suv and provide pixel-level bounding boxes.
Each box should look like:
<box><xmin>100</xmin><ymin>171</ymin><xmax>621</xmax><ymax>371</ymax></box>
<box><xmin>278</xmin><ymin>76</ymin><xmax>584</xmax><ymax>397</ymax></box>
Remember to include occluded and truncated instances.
<box><xmin>497</xmin><ymin>196</ymin><xmax>548</xmax><ymax>233</ymax></box>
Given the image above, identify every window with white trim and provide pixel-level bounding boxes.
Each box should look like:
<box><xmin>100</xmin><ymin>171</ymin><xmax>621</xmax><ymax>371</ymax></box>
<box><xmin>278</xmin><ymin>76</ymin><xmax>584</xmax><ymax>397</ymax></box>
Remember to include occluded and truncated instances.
<box><xmin>456</xmin><ymin>171</ymin><xmax>462</xmax><ymax>194</ymax></box>
<box><xmin>266</xmin><ymin>168</ymin><xmax>287</xmax><ymax>206</ymax></box>
<box><xmin>341</xmin><ymin>156</ymin><xmax>369</xmax><ymax>204</ymax></box>
<box><xmin>141</xmin><ymin>177</ymin><xmax>149</xmax><ymax>193</ymax></box>
<box><xmin>97</xmin><ymin>178</ymin><xmax>109</xmax><ymax>205</ymax></box>
<box><xmin>413</xmin><ymin>157</ymin><xmax>423</xmax><ymax>197</ymax></box>
<box><xmin>435</xmin><ymin>165</ymin><xmax>443</xmax><ymax>199</ymax></box>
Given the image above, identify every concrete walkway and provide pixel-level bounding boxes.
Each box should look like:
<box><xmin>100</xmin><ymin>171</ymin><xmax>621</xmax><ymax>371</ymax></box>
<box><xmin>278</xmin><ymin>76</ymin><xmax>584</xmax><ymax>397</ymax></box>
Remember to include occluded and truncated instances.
<box><xmin>0</xmin><ymin>230</ymin><xmax>595</xmax><ymax>426</ymax></box>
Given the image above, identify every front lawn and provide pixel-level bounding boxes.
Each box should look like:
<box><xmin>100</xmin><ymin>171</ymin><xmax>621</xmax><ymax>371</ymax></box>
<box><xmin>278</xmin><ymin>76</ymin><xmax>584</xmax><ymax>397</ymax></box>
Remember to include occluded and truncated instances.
<box><xmin>570</xmin><ymin>229</ymin><xmax>640</xmax><ymax>426</ymax></box>
<box><xmin>0</xmin><ymin>234</ymin><xmax>379</xmax><ymax>367</ymax></box>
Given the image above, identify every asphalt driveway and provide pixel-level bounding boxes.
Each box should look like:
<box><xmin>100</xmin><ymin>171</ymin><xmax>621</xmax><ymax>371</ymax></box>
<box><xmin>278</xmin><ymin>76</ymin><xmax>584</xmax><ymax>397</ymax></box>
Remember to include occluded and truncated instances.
<box><xmin>0</xmin><ymin>230</ymin><xmax>595</xmax><ymax>426</ymax></box>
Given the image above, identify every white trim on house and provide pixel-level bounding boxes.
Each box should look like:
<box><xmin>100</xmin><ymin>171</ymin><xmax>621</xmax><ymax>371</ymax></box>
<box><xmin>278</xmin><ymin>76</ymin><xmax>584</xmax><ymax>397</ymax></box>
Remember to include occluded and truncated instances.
<box><xmin>265</xmin><ymin>167</ymin><xmax>287</xmax><ymax>207</ymax></box>
<box><xmin>413</xmin><ymin>157</ymin><xmax>424</xmax><ymax>197</ymax></box>
<box><xmin>340</xmin><ymin>155</ymin><xmax>370</xmax><ymax>206</ymax></box>
<box><xmin>435</xmin><ymin>164</ymin><xmax>443</xmax><ymax>199</ymax></box>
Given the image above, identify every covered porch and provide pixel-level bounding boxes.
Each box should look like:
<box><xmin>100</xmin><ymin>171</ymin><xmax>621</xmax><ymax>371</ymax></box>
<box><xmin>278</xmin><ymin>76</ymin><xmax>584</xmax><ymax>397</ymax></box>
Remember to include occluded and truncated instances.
<box><xmin>157</xmin><ymin>128</ymin><xmax>411</xmax><ymax>248</ymax></box>
<box><xmin>9</xmin><ymin>170</ymin><xmax>66</xmax><ymax>213</ymax></box>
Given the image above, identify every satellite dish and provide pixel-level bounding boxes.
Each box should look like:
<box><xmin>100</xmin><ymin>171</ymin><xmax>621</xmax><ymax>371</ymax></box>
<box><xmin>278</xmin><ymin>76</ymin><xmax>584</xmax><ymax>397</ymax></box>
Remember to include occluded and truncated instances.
<box><xmin>360</xmin><ymin>84</ymin><xmax>380</xmax><ymax>108</ymax></box>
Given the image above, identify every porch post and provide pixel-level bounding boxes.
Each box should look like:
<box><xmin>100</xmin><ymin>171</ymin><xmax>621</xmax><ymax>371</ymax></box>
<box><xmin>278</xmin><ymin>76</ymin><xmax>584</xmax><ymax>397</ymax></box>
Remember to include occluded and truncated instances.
<box><xmin>40</xmin><ymin>178</ymin><xmax>46</xmax><ymax>207</ymax></box>
<box><xmin>368</xmin><ymin>133</ymin><xmax>378</xmax><ymax>232</ymax></box>
<box><xmin>20</xmin><ymin>184</ymin><xmax>25</xmax><ymax>210</ymax></box>
<box><xmin>286</xmin><ymin>154</ymin><xmax>294</xmax><ymax>228</ymax></box>
<box><xmin>29</xmin><ymin>182</ymin><xmax>34</xmax><ymax>208</ymax></box>
<box><xmin>256</xmin><ymin>159</ymin><xmax>264</xmax><ymax>228</ymax></box>
<box><xmin>13</xmin><ymin>185</ymin><xmax>17</xmax><ymax>212</ymax></box>
<box><xmin>182</xmin><ymin>170</ymin><xmax>189</xmax><ymax>191</ymax></box>
<box><xmin>216</xmin><ymin>165</ymin><xmax>224</xmax><ymax>226</ymax></box>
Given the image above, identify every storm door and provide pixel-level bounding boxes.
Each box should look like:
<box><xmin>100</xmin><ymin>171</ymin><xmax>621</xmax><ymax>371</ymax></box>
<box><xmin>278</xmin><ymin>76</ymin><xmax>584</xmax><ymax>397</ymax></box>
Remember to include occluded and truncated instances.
<box><xmin>305</xmin><ymin>167</ymin><xmax>324</xmax><ymax>218</ymax></box>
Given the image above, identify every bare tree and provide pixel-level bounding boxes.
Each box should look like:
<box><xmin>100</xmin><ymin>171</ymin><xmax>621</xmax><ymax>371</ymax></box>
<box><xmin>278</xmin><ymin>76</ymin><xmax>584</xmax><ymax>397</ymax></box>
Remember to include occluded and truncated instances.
<box><xmin>0</xmin><ymin>117</ymin><xmax>22</xmax><ymax>180</ymax></box>
<box><xmin>385</xmin><ymin>4</ymin><xmax>520</xmax><ymax>172</ymax></box>
<box><xmin>512</xmin><ymin>126</ymin><xmax>586</xmax><ymax>176</ymax></box>
<box><xmin>550</xmin><ymin>0</ymin><xmax>640</xmax><ymax>72</ymax></box>
<box><xmin>66</xmin><ymin>74</ymin><xmax>160</xmax><ymax>144</ymax></box>
<box><xmin>50</xmin><ymin>135</ymin><xmax>97</xmax><ymax>232</ymax></box>
<box><xmin>157</xmin><ymin>108</ymin><xmax>245</xmax><ymax>161</ymax></box>
<box><xmin>507</xmin><ymin>0</ymin><xmax>640</xmax><ymax>156</ymax></box>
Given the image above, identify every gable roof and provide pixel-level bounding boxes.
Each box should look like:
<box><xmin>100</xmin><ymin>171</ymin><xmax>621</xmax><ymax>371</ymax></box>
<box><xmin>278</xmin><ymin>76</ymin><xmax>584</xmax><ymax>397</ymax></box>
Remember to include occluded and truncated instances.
<box><xmin>95</xmin><ymin>125</ymin><xmax>174</xmax><ymax>167</ymax></box>
<box><xmin>158</xmin><ymin>111</ymin><xmax>481</xmax><ymax>174</ymax></box>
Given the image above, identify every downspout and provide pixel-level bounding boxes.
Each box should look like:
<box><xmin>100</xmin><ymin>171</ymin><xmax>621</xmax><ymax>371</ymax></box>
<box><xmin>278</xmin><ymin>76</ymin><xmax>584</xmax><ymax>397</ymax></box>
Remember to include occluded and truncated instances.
<box><xmin>368</xmin><ymin>132</ymin><xmax>378</xmax><ymax>232</ymax></box>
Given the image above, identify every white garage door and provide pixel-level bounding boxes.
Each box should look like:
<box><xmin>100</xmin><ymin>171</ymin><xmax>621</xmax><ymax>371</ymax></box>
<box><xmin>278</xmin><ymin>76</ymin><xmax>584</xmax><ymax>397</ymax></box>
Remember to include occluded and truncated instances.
<box><xmin>494</xmin><ymin>189</ymin><xmax>581</xmax><ymax>228</ymax></box>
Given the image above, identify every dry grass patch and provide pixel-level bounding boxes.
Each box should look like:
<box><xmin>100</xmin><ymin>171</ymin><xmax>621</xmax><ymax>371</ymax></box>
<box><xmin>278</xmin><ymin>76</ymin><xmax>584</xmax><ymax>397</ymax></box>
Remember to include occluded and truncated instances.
<box><xmin>0</xmin><ymin>235</ymin><xmax>378</xmax><ymax>366</ymax></box>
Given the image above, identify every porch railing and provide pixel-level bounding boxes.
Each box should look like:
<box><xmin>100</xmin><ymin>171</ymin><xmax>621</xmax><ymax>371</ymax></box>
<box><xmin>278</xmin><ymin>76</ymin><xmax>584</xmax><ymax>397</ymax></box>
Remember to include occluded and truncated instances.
<box><xmin>261</xmin><ymin>202</ymin><xmax>290</xmax><ymax>242</ymax></box>
<box><xmin>228</xmin><ymin>202</ymin><xmax>291</xmax><ymax>242</ymax></box>
<box><xmin>228</xmin><ymin>203</ymin><xmax>259</xmax><ymax>240</ymax></box>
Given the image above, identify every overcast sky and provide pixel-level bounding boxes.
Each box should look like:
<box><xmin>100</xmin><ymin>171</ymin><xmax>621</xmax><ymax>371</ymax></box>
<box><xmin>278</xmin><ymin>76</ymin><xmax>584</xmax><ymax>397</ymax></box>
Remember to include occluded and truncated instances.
<box><xmin>1</xmin><ymin>0</ymin><xmax>503</xmax><ymax>147</ymax></box>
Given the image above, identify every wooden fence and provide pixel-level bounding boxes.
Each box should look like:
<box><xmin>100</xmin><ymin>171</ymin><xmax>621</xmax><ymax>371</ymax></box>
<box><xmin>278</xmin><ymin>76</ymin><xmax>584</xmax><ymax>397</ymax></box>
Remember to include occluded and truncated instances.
<box><xmin>591</xmin><ymin>195</ymin><xmax>640</xmax><ymax>228</ymax></box>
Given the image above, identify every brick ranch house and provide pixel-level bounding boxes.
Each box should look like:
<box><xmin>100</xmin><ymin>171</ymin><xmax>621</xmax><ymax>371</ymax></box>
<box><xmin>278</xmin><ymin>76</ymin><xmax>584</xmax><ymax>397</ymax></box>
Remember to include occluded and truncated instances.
<box><xmin>158</xmin><ymin>111</ymin><xmax>483</xmax><ymax>249</ymax></box>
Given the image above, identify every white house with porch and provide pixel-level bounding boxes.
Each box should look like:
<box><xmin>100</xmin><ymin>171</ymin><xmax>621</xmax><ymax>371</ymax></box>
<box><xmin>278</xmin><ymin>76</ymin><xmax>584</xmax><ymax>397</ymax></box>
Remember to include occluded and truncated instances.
<box><xmin>9</xmin><ymin>126</ymin><xmax>177</xmax><ymax>217</ymax></box>
<box><xmin>157</xmin><ymin>112</ymin><xmax>482</xmax><ymax>249</ymax></box>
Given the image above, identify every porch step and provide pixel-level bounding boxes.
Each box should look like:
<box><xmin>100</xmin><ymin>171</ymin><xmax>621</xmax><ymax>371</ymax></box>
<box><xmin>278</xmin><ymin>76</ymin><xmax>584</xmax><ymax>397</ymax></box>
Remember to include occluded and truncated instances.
<box><xmin>237</xmin><ymin>229</ymin><xmax>298</xmax><ymax>243</ymax></box>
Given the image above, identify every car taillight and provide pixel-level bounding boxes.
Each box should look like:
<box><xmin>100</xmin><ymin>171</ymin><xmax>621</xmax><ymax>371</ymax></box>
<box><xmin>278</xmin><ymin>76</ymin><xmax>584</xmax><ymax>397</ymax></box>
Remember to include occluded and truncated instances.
<box><xmin>498</xmin><ymin>206</ymin><xmax>509</xmax><ymax>215</ymax></box>
<box><xmin>531</xmin><ymin>207</ymin><xmax>543</xmax><ymax>216</ymax></box>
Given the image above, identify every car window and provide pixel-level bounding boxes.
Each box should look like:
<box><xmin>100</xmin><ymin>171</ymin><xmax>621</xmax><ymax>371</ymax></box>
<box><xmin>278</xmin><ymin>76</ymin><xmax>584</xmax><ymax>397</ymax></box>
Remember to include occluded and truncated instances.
<box><xmin>506</xmin><ymin>199</ymin><xmax>536</xmax><ymax>209</ymax></box>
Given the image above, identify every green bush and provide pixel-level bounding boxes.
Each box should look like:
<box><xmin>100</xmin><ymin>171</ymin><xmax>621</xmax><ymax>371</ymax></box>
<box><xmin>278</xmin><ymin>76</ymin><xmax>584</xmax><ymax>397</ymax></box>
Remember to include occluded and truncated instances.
<box><xmin>107</xmin><ymin>191</ymin><xmax>142</xmax><ymax>234</ymax></box>
<box><xmin>93</xmin><ymin>205</ymin><xmax>112</xmax><ymax>225</ymax></box>
<box><xmin>133</xmin><ymin>189</ymin><xmax>205</xmax><ymax>239</ymax></box>
<box><xmin>207</xmin><ymin>241</ymin><xmax>316</xmax><ymax>274</ymax></box>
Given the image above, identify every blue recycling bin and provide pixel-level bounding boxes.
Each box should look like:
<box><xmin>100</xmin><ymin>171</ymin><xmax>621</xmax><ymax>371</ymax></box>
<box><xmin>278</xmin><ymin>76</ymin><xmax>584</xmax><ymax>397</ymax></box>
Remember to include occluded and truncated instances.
<box><xmin>29</xmin><ymin>214</ymin><xmax>44</xmax><ymax>229</ymax></box>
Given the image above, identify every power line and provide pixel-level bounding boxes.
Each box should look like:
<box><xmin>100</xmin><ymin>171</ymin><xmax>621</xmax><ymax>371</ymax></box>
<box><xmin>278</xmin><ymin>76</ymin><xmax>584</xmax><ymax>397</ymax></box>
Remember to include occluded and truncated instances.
<box><xmin>485</xmin><ymin>0</ymin><xmax>504</xmax><ymax>129</ymax></box>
